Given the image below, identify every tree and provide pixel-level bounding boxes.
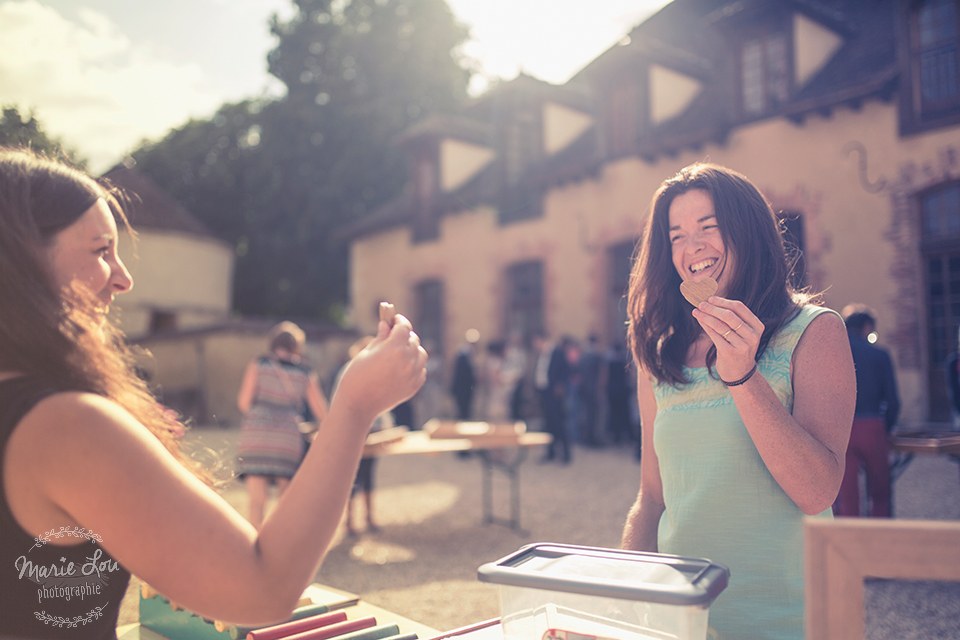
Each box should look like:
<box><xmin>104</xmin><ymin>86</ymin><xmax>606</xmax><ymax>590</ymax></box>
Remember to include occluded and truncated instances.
<box><xmin>132</xmin><ymin>0</ymin><xmax>472</xmax><ymax>320</ymax></box>
<box><xmin>131</xmin><ymin>100</ymin><xmax>267</xmax><ymax>248</ymax></box>
<box><xmin>0</xmin><ymin>106</ymin><xmax>83</xmax><ymax>166</ymax></box>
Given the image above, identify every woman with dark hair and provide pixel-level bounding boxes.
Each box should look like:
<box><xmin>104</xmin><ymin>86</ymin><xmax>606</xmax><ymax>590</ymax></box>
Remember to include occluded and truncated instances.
<box><xmin>621</xmin><ymin>163</ymin><xmax>855</xmax><ymax>639</ymax></box>
<box><xmin>0</xmin><ymin>148</ymin><xmax>427</xmax><ymax>639</ymax></box>
<box><xmin>237</xmin><ymin>321</ymin><xmax>330</xmax><ymax>527</ymax></box>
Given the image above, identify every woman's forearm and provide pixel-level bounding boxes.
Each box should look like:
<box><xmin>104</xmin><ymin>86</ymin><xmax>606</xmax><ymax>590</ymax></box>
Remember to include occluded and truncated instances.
<box><xmin>730</xmin><ymin>373</ymin><xmax>848</xmax><ymax>514</ymax></box>
<box><xmin>252</xmin><ymin>400</ymin><xmax>374</xmax><ymax>603</ymax></box>
<box><xmin>622</xmin><ymin>492</ymin><xmax>662</xmax><ymax>552</ymax></box>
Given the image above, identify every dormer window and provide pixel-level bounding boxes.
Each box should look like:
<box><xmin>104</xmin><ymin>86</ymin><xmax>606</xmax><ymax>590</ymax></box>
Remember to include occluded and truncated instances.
<box><xmin>603</xmin><ymin>78</ymin><xmax>641</xmax><ymax>158</ymax></box>
<box><xmin>741</xmin><ymin>29</ymin><xmax>790</xmax><ymax>116</ymax></box>
<box><xmin>504</xmin><ymin>111</ymin><xmax>540</xmax><ymax>185</ymax></box>
<box><xmin>416</xmin><ymin>156</ymin><xmax>436</xmax><ymax>203</ymax></box>
<box><xmin>902</xmin><ymin>0</ymin><xmax>960</xmax><ymax>134</ymax></box>
<box><xmin>498</xmin><ymin>107</ymin><xmax>543</xmax><ymax>224</ymax></box>
<box><xmin>916</xmin><ymin>0</ymin><xmax>960</xmax><ymax>111</ymax></box>
<box><xmin>413</xmin><ymin>153</ymin><xmax>438</xmax><ymax>242</ymax></box>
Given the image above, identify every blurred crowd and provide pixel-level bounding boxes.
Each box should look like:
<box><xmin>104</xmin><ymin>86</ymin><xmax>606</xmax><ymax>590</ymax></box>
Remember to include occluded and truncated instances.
<box><xmin>385</xmin><ymin>331</ymin><xmax>641</xmax><ymax>463</ymax></box>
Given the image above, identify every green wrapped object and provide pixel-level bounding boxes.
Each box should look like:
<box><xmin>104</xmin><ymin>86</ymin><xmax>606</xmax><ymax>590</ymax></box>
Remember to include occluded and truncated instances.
<box><xmin>313</xmin><ymin>622</ymin><xmax>401</xmax><ymax>640</ymax></box>
<box><xmin>140</xmin><ymin>593</ymin><xmax>231</xmax><ymax>640</ymax></box>
<box><xmin>229</xmin><ymin>603</ymin><xmax>330</xmax><ymax>639</ymax></box>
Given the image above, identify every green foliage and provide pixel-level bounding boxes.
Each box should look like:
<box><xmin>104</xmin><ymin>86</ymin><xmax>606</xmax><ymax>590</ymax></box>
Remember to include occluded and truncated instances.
<box><xmin>132</xmin><ymin>0</ymin><xmax>471</xmax><ymax>320</ymax></box>
<box><xmin>0</xmin><ymin>106</ymin><xmax>84</xmax><ymax>167</ymax></box>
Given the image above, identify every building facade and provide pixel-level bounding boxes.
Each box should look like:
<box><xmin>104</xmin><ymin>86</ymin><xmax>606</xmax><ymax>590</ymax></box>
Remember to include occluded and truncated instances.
<box><xmin>106</xmin><ymin>163</ymin><xmax>235</xmax><ymax>339</ymax></box>
<box><xmin>343</xmin><ymin>0</ymin><xmax>960</xmax><ymax>426</ymax></box>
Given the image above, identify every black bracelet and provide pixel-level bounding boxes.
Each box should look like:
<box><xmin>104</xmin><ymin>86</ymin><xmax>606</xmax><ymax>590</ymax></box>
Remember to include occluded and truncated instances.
<box><xmin>721</xmin><ymin>363</ymin><xmax>758</xmax><ymax>387</ymax></box>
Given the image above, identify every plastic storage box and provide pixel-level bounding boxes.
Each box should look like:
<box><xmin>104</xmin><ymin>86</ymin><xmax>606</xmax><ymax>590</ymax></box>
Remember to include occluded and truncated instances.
<box><xmin>477</xmin><ymin>543</ymin><xmax>729</xmax><ymax>640</ymax></box>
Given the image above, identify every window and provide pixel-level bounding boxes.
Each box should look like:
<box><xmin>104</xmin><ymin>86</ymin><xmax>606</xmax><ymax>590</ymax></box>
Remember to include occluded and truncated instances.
<box><xmin>902</xmin><ymin>0</ymin><xmax>960</xmax><ymax>133</ymax></box>
<box><xmin>604</xmin><ymin>80</ymin><xmax>640</xmax><ymax>157</ymax></box>
<box><xmin>412</xmin><ymin>155</ymin><xmax>439</xmax><ymax>242</ymax></box>
<box><xmin>917</xmin><ymin>0</ymin><xmax>960</xmax><ymax>111</ymax></box>
<box><xmin>414</xmin><ymin>279</ymin><xmax>444</xmax><ymax>357</ymax></box>
<box><xmin>503</xmin><ymin>112</ymin><xmax>540</xmax><ymax>186</ymax></box>
<box><xmin>920</xmin><ymin>183</ymin><xmax>960</xmax><ymax>419</ymax></box>
<box><xmin>497</xmin><ymin>108</ymin><xmax>544</xmax><ymax>225</ymax></box>
<box><xmin>741</xmin><ymin>29</ymin><xmax>790</xmax><ymax>117</ymax></box>
<box><xmin>416</xmin><ymin>156</ymin><xmax>436</xmax><ymax>203</ymax></box>
<box><xmin>504</xmin><ymin>261</ymin><xmax>544</xmax><ymax>344</ymax></box>
<box><xmin>922</xmin><ymin>181</ymin><xmax>960</xmax><ymax>236</ymax></box>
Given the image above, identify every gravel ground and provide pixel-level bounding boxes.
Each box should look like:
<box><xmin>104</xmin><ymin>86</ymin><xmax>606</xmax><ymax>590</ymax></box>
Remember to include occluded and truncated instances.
<box><xmin>122</xmin><ymin>427</ymin><xmax>960</xmax><ymax>637</ymax></box>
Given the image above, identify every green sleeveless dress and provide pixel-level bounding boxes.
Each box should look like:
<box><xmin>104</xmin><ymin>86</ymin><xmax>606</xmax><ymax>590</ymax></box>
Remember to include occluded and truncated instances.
<box><xmin>653</xmin><ymin>305</ymin><xmax>836</xmax><ymax>640</ymax></box>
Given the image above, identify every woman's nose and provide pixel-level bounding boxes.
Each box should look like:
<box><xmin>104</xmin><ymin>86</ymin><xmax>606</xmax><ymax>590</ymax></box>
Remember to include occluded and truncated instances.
<box><xmin>112</xmin><ymin>256</ymin><xmax>134</xmax><ymax>293</ymax></box>
<box><xmin>684</xmin><ymin>232</ymin><xmax>705</xmax><ymax>252</ymax></box>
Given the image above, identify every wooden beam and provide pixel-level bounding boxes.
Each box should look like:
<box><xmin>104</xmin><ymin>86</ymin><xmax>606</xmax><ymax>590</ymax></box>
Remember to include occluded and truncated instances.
<box><xmin>806</xmin><ymin>518</ymin><xmax>960</xmax><ymax>640</ymax></box>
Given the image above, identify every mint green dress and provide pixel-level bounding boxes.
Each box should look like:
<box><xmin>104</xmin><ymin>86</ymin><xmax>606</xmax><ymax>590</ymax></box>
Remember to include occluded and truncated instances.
<box><xmin>653</xmin><ymin>305</ymin><xmax>836</xmax><ymax>640</ymax></box>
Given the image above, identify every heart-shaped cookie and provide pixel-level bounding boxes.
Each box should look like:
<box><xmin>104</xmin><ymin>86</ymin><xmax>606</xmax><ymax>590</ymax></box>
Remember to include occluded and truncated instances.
<box><xmin>680</xmin><ymin>277</ymin><xmax>718</xmax><ymax>306</ymax></box>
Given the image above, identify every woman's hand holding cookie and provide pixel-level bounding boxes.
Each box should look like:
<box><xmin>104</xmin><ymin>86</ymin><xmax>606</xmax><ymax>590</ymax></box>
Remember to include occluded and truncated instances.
<box><xmin>692</xmin><ymin>296</ymin><xmax>764</xmax><ymax>383</ymax></box>
<box><xmin>335</xmin><ymin>312</ymin><xmax>427</xmax><ymax>423</ymax></box>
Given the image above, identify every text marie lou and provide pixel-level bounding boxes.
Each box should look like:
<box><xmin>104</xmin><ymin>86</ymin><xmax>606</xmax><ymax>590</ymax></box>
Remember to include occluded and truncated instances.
<box><xmin>14</xmin><ymin>548</ymin><xmax>119</xmax><ymax>582</ymax></box>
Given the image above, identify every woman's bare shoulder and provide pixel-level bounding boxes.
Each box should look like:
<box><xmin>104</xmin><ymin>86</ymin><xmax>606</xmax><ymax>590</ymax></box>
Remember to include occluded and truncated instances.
<box><xmin>10</xmin><ymin>391</ymin><xmax>162</xmax><ymax>478</ymax></box>
<box><xmin>20</xmin><ymin>390</ymin><xmax>134</xmax><ymax>432</ymax></box>
<box><xmin>5</xmin><ymin>391</ymin><xmax>162</xmax><ymax>536</ymax></box>
<box><xmin>795</xmin><ymin>309</ymin><xmax>847</xmax><ymax>356</ymax></box>
<box><xmin>791</xmin><ymin>309</ymin><xmax>854</xmax><ymax>388</ymax></box>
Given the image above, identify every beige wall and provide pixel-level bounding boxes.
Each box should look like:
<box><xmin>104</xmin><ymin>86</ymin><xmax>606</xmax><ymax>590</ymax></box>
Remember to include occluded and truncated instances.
<box><xmin>116</xmin><ymin>230</ymin><xmax>234</xmax><ymax>338</ymax></box>
<box><xmin>350</xmin><ymin>99</ymin><xmax>960</xmax><ymax>424</ymax></box>
<box><xmin>137</xmin><ymin>328</ymin><xmax>357</xmax><ymax>426</ymax></box>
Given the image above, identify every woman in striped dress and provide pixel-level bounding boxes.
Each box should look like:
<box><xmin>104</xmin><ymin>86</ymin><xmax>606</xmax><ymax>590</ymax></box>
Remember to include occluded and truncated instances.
<box><xmin>237</xmin><ymin>322</ymin><xmax>329</xmax><ymax>527</ymax></box>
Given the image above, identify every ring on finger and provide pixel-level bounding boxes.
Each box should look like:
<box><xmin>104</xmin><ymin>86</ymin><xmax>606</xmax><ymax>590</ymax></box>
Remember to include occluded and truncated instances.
<box><xmin>734</xmin><ymin>321</ymin><xmax>744</xmax><ymax>332</ymax></box>
<box><xmin>722</xmin><ymin>329</ymin><xmax>732</xmax><ymax>339</ymax></box>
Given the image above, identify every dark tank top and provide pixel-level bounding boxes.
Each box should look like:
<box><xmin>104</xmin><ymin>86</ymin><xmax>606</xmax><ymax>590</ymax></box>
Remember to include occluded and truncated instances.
<box><xmin>0</xmin><ymin>376</ymin><xmax>130</xmax><ymax>639</ymax></box>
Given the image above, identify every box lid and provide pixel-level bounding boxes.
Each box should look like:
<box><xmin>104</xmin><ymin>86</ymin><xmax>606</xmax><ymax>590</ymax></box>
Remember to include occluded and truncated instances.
<box><xmin>477</xmin><ymin>543</ymin><xmax>729</xmax><ymax>607</ymax></box>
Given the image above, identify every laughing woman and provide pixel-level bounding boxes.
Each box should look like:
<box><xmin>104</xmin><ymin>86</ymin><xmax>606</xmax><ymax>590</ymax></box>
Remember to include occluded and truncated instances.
<box><xmin>621</xmin><ymin>163</ymin><xmax>855</xmax><ymax>640</ymax></box>
<box><xmin>0</xmin><ymin>148</ymin><xmax>427</xmax><ymax>639</ymax></box>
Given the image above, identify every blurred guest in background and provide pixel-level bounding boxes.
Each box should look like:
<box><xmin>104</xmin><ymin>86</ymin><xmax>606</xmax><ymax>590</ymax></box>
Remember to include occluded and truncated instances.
<box><xmin>451</xmin><ymin>331</ymin><xmax>478</xmax><ymax>421</ymax></box>
<box><xmin>480</xmin><ymin>339</ymin><xmax>524</xmax><ymax>422</ymax></box>
<box><xmin>578</xmin><ymin>334</ymin><xmax>604</xmax><ymax>447</ymax></box>
<box><xmin>534</xmin><ymin>333</ymin><xmax>572</xmax><ymax>464</ymax></box>
<box><xmin>238</xmin><ymin>322</ymin><xmax>329</xmax><ymax>528</ymax></box>
<box><xmin>605</xmin><ymin>341</ymin><xmax>634</xmax><ymax>448</ymax></box>
<box><xmin>564</xmin><ymin>338</ymin><xmax>582</xmax><ymax>444</ymax></box>
<box><xmin>837</xmin><ymin>304</ymin><xmax>900</xmax><ymax>517</ymax></box>
<box><xmin>944</xmin><ymin>327</ymin><xmax>960</xmax><ymax>428</ymax></box>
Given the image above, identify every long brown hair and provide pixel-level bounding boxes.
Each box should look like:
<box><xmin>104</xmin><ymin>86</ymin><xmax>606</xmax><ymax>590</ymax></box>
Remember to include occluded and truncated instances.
<box><xmin>0</xmin><ymin>147</ymin><xmax>190</xmax><ymax>465</ymax></box>
<box><xmin>627</xmin><ymin>162</ymin><xmax>813</xmax><ymax>386</ymax></box>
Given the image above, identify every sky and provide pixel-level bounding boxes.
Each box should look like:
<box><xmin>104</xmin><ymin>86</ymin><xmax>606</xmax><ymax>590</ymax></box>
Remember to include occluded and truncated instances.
<box><xmin>0</xmin><ymin>0</ymin><xmax>671</xmax><ymax>172</ymax></box>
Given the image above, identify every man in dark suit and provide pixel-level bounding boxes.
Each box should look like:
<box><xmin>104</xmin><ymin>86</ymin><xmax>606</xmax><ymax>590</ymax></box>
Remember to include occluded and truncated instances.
<box><xmin>534</xmin><ymin>334</ymin><xmax>571</xmax><ymax>464</ymax></box>
<box><xmin>577</xmin><ymin>334</ymin><xmax>604</xmax><ymax>447</ymax></box>
<box><xmin>450</xmin><ymin>335</ymin><xmax>477</xmax><ymax>421</ymax></box>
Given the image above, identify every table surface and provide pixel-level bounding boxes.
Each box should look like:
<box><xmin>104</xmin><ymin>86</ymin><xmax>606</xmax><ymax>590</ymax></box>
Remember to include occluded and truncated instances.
<box><xmin>889</xmin><ymin>430</ymin><xmax>960</xmax><ymax>455</ymax></box>
<box><xmin>363</xmin><ymin>429</ymin><xmax>551</xmax><ymax>458</ymax></box>
<box><xmin>120</xmin><ymin>584</ymin><xmax>441</xmax><ymax>640</ymax></box>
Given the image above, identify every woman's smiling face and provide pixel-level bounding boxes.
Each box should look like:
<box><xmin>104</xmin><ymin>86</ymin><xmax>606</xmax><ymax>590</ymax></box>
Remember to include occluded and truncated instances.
<box><xmin>668</xmin><ymin>189</ymin><xmax>735</xmax><ymax>296</ymax></box>
<box><xmin>45</xmin><ymin>198</ymin><xmax>133</xmax><ymax>307</ymax></box>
